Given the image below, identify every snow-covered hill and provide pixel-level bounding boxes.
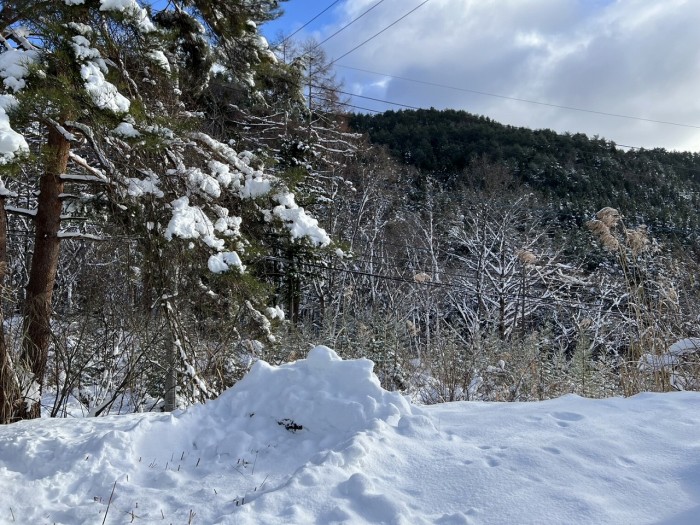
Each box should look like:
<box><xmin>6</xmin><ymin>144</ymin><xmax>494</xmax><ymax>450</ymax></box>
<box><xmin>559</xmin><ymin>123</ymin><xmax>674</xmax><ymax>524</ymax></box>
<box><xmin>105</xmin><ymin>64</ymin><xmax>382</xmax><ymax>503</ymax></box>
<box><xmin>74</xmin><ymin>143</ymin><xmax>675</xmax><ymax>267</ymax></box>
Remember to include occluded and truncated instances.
<box><xmin>0</xmin><ymin>347</ymin><xmax>698</xmax><ymax>524</ymax></box>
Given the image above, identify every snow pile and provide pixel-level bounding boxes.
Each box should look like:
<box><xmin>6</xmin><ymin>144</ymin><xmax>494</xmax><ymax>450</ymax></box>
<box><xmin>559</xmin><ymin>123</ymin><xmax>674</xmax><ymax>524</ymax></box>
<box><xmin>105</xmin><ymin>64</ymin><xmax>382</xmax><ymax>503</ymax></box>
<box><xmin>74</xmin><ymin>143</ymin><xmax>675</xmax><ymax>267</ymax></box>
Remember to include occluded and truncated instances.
<box><xmin>640</xmin><ymin>338</ymin><xmax>700</xmax><ymax>370</ymax></box>
<box><xmin>190</xmin><ymin>346</ymin><xmax>411</xmax><ymax>437</ymax></box>
<box><xmin>0</xmin><ymin>348</ymin><xmax>699</xmax><ymax>524</ymax></box>
<box><xmin>148</xmin><ymin>346</ymin><xmax>412</xmax><ymax>473</ymax></box>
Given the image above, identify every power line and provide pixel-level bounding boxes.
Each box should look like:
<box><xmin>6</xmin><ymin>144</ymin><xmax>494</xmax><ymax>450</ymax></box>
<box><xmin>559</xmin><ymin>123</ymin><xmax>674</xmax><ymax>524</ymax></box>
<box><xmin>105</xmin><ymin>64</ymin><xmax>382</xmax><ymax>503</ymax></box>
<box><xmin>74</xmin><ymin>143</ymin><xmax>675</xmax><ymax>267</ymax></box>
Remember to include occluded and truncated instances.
<box><xmin>281</xmin><ymin>0</ymin><xmax>343</xmax><ymax>43</ymax></box>
<box><xmin>310</xmin><ymin>95</ymin><xmax>383</xmax><ymax>114</ymax></box>
<box><xmin>333</xmin><ymin>64</ymin><xmax>700</xmax><ymax>131</ymax></box>
<box><xmin>287</xmin><ymin>2</ymin><xmax>698</xmax><ymax>144</ymax></box>
<box><xmin>308</xmin><ymin>83</ymin><xmax>700</xmax><ymax>175</ymax></box>
<box><xmin>328</xmin><ymin>0</ymin><xmax>432</xmax><ymax>66</ymax></box>
<box><xmin>312</xmin><ymin>0</ymin><xmax>389</xmax><ymax>50</ymax></box>
<box><xmin>264</xmin><ymin>255</ymin><xmax>634</xmax><ymax>318</ymax></box>
<box><xmin>284</xmin><ymin>0</ymin><xmax>390</xmax><ymax>63</ymax></box>
<box><xmin>309</xmin><ymin>93</ymin><xmax>383</xmax><ymax>113</ymax></box>
<box><xmin>311</xmin><ymin>83</ymin><xmax>419</xmax><ymax>110</ymax></box>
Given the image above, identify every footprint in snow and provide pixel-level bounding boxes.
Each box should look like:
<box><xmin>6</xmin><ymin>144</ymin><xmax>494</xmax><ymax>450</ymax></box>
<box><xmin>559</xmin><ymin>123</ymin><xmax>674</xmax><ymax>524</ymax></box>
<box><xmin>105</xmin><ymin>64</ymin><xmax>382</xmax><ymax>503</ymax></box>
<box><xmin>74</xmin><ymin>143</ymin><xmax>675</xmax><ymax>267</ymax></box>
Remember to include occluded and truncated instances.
<box><xmin>550</xmin><ymin>411</ymin><xmax>585</xmax><ymax>427</ymax></box>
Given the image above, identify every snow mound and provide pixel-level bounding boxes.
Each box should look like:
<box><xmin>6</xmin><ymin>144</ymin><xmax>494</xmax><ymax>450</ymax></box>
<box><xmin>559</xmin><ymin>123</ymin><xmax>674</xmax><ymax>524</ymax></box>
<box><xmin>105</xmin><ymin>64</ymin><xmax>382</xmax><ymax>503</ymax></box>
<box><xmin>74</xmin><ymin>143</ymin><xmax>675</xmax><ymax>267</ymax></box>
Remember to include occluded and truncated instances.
<box><xmin>204</xmin><ymin>345</ymin><xmax>411</xmax><ymax>433</ymax></box>
<box><xmin>145</xmin><ymin>346</ymin><xmax>414</xmax><ymax>465</ymax></box>
<box><xmin>125</xmin><ymin>346</ymin><xmax>415</xmax><ymax>521</ymax></box>
<box><xmin>2</xmin><ymin>349</ymin><xmax>699</xmax><ymax>524</ymax></box>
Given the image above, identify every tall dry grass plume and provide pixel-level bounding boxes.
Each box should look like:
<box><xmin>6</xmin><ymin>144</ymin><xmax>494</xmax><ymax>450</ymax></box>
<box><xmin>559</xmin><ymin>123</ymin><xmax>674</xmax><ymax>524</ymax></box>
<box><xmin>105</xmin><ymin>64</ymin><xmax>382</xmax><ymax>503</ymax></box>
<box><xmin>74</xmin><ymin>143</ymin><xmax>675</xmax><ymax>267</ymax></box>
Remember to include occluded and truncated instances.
<box><xmin>586</xmin><ymin>206</ymin><xmax>688</xmax><ymax>395</ymax></box>
<box><xmin>585</xmin><ymin>207</ymin><xmax>623</xmax><ymax>251</ymax></box>
<box><xmin>517</xmin><ymin>249</ymin><xmax>537</xmax><ymax>265</ymax></box>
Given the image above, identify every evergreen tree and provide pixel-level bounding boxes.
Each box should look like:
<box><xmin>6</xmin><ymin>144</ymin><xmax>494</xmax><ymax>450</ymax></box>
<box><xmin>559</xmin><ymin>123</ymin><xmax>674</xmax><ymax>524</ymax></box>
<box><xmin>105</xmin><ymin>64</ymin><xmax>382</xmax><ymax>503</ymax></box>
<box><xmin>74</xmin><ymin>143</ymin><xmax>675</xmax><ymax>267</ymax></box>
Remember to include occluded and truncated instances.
<box><xmin>0</xmin><ymin>0</ymin><xmax>330</xmax><ymax>421</ymax></box>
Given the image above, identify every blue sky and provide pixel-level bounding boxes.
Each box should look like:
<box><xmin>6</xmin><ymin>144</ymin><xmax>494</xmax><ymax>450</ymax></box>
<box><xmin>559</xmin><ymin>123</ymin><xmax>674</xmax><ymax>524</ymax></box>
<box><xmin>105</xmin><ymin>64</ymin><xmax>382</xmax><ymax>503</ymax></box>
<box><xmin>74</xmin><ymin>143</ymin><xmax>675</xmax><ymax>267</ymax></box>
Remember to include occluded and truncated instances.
<box><xmin>260</xmin><ymin>2</ymin><xmax>333</xmax><ymax>42</ymax></box>
<box><xmin>147</xmin><ymin>1</ymin><xmax>700</xmax><ymax>152</ymax></box>
<box><xmin>255</xmin><ymin>0</ymin><xmax>700</xmax><ymax>153</ymax></box>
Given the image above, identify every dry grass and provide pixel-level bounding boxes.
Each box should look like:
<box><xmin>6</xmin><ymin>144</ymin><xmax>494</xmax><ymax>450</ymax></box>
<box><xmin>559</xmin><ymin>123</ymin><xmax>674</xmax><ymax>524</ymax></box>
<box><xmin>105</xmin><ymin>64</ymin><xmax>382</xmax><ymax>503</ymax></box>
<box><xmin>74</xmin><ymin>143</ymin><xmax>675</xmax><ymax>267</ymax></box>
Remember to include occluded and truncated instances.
<box><xmin>517</xmin><ymin>249</ymin><xmax>537</xmax><ymax>265</ymax></box>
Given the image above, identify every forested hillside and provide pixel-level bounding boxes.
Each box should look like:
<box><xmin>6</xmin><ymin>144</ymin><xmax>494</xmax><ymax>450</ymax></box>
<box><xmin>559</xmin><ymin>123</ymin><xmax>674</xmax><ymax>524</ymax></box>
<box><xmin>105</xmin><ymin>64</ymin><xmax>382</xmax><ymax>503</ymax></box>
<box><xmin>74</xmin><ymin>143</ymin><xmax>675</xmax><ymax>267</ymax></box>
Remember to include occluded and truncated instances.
<box><xmin>350</xmin><ymin>108</ymin><xmax>700</xmax><ymax>244</ymax></box>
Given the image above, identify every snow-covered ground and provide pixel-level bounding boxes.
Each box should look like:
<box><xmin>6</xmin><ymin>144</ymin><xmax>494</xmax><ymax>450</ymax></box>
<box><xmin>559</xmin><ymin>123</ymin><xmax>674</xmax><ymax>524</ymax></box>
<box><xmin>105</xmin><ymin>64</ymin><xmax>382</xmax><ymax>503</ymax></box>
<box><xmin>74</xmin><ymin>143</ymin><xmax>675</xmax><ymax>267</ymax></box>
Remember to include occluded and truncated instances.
<box><xmin>0</xmin><ymin>347</ymin><xmax>698</xmax><ymax>524</ymax></box>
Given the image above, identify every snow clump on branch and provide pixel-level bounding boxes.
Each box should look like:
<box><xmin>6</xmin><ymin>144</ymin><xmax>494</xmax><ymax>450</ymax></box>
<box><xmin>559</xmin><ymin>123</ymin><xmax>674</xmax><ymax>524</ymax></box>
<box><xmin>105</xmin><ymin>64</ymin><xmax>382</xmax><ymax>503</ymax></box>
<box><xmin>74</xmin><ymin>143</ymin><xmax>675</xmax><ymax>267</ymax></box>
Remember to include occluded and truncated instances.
<box><xmin>70</xmin><ymin>35</ymin><xmax>130</xmax><ymax>113</ymax></box>
<box><xmin>0</xmin><ymin>97</ymin><xmax>28</xmax><ymax>164</ymax></box>
<box><xmin>272</xmin><ymin>192</ymin><xmax>331</xmax><ymax>247</ymax></box>
<box><xmin>0</xmin><ymin>44</ymin><xmax>34</xmax><ymax>163</ymax></box>
<box><xmin>0</xmin><ymin>47</ymin><xmax>38</xmax><ymax>92</ymax></box>
<box><xmin>98</xmin><ymin>0</ymin><xmax>156</xmax><ymax>33</ymax></box>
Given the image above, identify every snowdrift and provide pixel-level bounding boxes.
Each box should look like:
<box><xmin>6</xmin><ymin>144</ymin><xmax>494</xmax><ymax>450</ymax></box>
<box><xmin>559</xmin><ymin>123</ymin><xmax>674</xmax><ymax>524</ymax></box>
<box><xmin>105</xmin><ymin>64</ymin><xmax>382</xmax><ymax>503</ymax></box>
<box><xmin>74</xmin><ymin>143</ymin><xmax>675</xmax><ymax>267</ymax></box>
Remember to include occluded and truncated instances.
<box><xmin>0</xmin><ymin>346</ymin><xmax>699</xmax><ymax>524</ymax></box>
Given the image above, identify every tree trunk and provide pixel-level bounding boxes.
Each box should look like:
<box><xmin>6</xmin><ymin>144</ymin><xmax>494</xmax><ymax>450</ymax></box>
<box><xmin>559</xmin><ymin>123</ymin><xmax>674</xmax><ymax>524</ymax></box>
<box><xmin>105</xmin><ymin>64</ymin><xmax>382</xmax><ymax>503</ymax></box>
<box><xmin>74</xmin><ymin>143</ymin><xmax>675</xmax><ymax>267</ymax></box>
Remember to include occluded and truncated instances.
<box><xmin>0</xmin><ymin>197</ymin><xmax>22</xmax><ymax>423</ymax></box>
<box><xmin>163</xmin><ymin>318</ymin><xmax>178</xmax><ymax>412</ymax></box>
<box><xmin>18</xmin><ymin>124</ymin><xmax>69</xmax><ymax>419</ymax></box>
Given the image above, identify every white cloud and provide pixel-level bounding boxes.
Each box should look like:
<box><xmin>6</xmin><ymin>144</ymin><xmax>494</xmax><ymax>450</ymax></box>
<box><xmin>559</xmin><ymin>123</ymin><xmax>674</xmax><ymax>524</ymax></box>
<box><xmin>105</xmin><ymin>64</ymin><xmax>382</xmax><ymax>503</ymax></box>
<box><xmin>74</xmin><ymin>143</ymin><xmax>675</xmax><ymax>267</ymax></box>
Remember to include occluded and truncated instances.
<box><xmin>310</xmin><ymin>0</ymin><xmax>700</xmax><ymax>151</ymax></box>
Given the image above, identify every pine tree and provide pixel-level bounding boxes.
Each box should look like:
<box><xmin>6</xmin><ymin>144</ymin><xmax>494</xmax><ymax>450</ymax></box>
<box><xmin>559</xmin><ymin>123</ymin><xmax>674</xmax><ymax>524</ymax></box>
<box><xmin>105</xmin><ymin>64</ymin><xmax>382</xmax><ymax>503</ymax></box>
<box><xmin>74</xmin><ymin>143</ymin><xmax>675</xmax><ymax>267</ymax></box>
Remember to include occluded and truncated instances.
<box><xmin>0</xmin><ymin>0</ymin><xmax>330</xmax><ymax>420</ymax></box>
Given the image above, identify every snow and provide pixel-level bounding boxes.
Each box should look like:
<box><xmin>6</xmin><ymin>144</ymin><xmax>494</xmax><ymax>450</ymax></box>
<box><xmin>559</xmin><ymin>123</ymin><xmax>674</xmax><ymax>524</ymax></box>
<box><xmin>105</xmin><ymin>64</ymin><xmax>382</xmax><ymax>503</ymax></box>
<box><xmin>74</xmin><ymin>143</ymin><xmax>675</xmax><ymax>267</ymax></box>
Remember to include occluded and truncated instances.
<box><xmin>208</xmin><ymin>251</ymin><xmax>245</xmax><ymax>273</ymax></box>
<box><xmin>240</xmin><ymin>172</ymin><xmax>272</xmax><ymax>198</ymax></box>
<box><xmin>81</xmin><ymin>61</ymin><xmax>130</xmax><ymax>113</ymax></box>
<box><xmin>669</xmin><ymin>337</ymin><xmax>700</xmax><ymax>354</ymax></box>
<box><xmin>0</xmin><ymin>177</ymin><xmax>17</xmax><ymax>197</ymax></box>
<box><xmin>0</xmin><ymin>104</ymin><xmax>28</xmax><ymax>164</ymax></box>
<box><xmin>147</xmin><ymin>50</ymin><xmax>171</xmax><ymax>73</ymax></box>
<box><xmin>0</xmin><ymin>346</ymin><xmax>698</xmax><ymax>524</ymax></box>
<box><xmin>112</xmin><ymin>121</ymin><xmax>141</xmax><ymax>138</ymax></box>
<box><xmin>273</xmin><ymin>192</ymin><xmax>331</xmax><ymax>247</ymax></box>
<box><xmin>0</xmin><ymin>47</ymin><xmax>38</xmax><ymax>92</ymax></box>
<box><xmin>164</xmin><ymin>134</ymin><xmax>330</xmax><ymax>260</ymax></box>
<box><xmin>66</xmin><ymin>22</ymin><xmax>93</xmax><ymax>35</ymax></box>
<box><xmin>126</xmin><ymin>173</ymin><xmax>163</xmax><ymax>198</ymax></box>
<box><xmin>3</xmin><ymin>205</ymin><xmax>36</xmax><ymax>216</ymax></box>
<box><xmin>265</xmin><ymin>305</ymin><xmax>285</xmax><ymax>320</ymax></box>
<box><xmin>164</xmin><ymin>196</ymin><xmax>226</xmax><ymax>250</ymax></box>
<box><xmin>0</xmin><ymin>43</ymin><xmax>34</xmax><ymax>164</ymax></box>
<box><xmin>639</xmin><ymin>338</ymin><xmax>700</xmax><ymax>390</ymax></box>
<box><xmin>57</xmin><ymin>231</ymin><xmax>104</xmax><ymax>240</ymax></box>
<box><xmin>99</xmin><ymin>0</ymin><xmax>156</xmax><ymax>33</ymax></box>
<box><xmin>71</xmin><ymin>36</ymin><xmax>130</xmax><ymax>114</ymax></box>
<box><xmin>208</xmin><ymin>160</ymin><xmax>240</xmax><ymax>188</ymax></box>
<box><xmin>187</xmin><ymin>167</ymin><xmax>222</xmax><ymax>198</ymax></box>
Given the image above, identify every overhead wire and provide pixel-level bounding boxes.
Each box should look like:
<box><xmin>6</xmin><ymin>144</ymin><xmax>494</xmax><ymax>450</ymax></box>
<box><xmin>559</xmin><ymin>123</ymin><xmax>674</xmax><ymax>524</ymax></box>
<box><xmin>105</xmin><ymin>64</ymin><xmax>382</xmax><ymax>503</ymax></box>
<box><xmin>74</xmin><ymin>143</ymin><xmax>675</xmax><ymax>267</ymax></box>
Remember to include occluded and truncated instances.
<box><xmin>331</xmin><ymin>252</ymin><xmax>594</xmax><ymax>292</ymax></box>
<box><xmin>281</xmin><ymin>0</ymin><xmax>390</xmax><ymax>63</ymax></box>
<box><xmin>309</xmin><ymin>93</ymin><xmax>383</xmax><ymax>114</ymax></box>
<box><xmin>327</xmin><ymin>0</ymin><xmax>432</xmax><ymax>66</ymax></box>
<box><xmin>311</xmin><ymin>0</ymin><xmax>389</xmax><ymax>51</ymax></box>
<box><xmin>307</xmin><ymin>83</ymin><xmax>700</xmax><ymax>176</ymax></box>
<box><xmin>280</xmin><ymin>0</ymin><xmax>343</xmax><ymax>43</ymax></box>
<box><xmin>332</xmin><ymin>65</ymin><xmax>700</xmax><ymax>131</ymax></box>
<box><xmin>263</xmin><ymin>255</ymin><xmax>634</xmax><ymax>318</ymax></box>
<box><xmin>275</xmin><ymin>0</ymin><xmax>700</xmax><ymax>145</ymax></box>
<box><xmin>311</xmin><ymin>84</ymin><xmax>419</xmax><ymax>109</ymax></box>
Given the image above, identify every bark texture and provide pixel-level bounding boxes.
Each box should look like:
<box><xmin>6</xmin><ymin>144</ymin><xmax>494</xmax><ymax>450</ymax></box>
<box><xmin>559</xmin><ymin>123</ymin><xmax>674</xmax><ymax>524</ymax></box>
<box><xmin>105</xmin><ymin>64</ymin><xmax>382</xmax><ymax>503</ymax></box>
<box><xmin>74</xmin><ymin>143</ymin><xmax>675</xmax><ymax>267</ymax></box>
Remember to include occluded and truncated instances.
<box><xmin>18</xmin><ymin>125</ymin><xmax>69</xmax><ymax>419</ymax></box>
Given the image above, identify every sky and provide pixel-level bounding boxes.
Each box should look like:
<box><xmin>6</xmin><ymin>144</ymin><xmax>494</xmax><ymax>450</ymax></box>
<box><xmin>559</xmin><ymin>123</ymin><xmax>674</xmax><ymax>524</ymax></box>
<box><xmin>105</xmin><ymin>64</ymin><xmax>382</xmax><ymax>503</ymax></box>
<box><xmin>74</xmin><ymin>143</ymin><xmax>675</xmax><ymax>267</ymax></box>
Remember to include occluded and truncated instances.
<box><xmin>260</xmin><ymin>0</ymin><xmax>700</xmax><ymax>153</ymax></box>
<box><xmin>1</xmin><ymin>345</ymin><xmax>699</xmax><ymax>524</ymax></box>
